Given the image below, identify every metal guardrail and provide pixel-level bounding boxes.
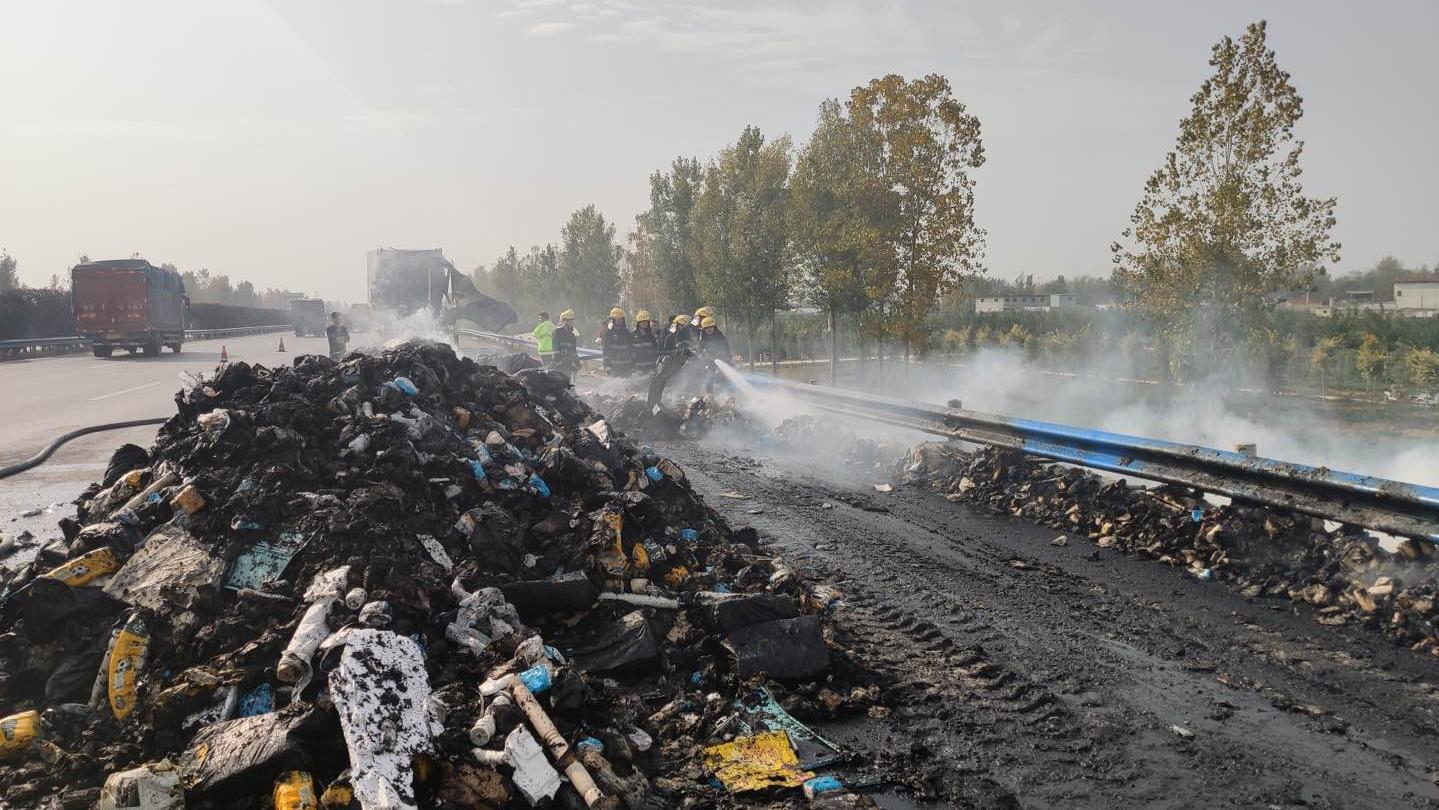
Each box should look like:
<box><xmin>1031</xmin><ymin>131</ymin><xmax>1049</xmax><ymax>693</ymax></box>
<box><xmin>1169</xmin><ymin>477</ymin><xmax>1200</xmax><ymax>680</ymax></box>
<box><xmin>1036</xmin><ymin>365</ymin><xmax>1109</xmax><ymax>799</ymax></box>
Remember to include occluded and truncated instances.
<box><xmin>453</xmin><ymin>328</ymin><xmax>603</xmax><ymax>360</ymax></box>
<box><xmin>0</xmin><ymin>325</ymin><xmax>291</xmax><ymax>358</ymax></box>
<box><xmin>736</xmin><ymin>369</ymin><xmax>1439</xmax><ymax>542</ymax></box>
<box><xmin>447</xmin><ymin>332</ymin><xmax>1439</xmax><ymax>540</ymax></box>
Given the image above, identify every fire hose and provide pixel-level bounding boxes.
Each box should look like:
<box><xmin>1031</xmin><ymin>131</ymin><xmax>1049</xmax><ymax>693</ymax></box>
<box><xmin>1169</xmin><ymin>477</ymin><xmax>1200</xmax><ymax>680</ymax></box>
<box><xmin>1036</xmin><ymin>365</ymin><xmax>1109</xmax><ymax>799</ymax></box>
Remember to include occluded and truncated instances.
<box><xmin>0</xmin><ymin>417</ymin><xmax>169</xmax><ymax>481</ymax></box>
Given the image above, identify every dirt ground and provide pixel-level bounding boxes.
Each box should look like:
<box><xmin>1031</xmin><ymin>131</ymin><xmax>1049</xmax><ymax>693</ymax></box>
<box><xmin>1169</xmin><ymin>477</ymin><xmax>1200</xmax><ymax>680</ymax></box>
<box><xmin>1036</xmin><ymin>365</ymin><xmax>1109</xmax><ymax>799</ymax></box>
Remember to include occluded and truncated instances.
<box><xmin>655</xmin><ymin>437</ymin><xmax>1439</xmax><ymax>809</ymax></box>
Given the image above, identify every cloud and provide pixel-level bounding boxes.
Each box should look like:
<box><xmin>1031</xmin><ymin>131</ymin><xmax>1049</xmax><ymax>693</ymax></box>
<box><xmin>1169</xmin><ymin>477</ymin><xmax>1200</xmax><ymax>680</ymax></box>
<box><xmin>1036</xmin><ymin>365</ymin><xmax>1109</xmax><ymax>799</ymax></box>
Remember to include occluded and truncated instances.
<box><xmin>1001</xmin><ymin>15</ymin><xmax>1023</xmax><ymax>36</ymax></box>
<box><xmin>496</xmin><ymin>8</ymin><xmax>535</xmax><ymax>17</ymax></box>
<box><xmin>525</xmin><ymin>21</ymin><xmax>577</xmax><ymax>35</ymax></box>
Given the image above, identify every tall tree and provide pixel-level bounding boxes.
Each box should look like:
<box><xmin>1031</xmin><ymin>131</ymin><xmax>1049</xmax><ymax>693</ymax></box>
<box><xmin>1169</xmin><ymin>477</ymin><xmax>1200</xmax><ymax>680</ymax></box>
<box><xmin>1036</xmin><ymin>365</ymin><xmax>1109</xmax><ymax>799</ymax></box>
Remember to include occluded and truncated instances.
<box><xmin>848</xmin><ymin>73</ymin><xmax>987</xmax><ymax>358</ymax></box>
<box><xmin>623</xmin><ymin>220</ymin><xmax>665</xmax><ymax>316</ymax></box>
<box><xmin>691</xmin><ymin>126</ymin><xmax>792</xmax><ymax>369</ymax></box>
<box><xmin>558</xmin><ymin>205</ymin><xmax>622</xmax><ymax>324</ymax></box>
<box><xmin>789</xmin><ymin>99</ymin><xmax>889</xmax><ymax>381</ymax></box>
<box><xmin>0</xmin><ymin>252</ymin><xmax>18</xmax><ymax>291</ymax></box>
<box><xmin>1112</xmin><ymin>20</ymin><xmax>1339</xmax><ymax>371</ymax></box>
<box><xmin>643</xmin><ymin>158</ymin><xmax>704</xmax><ymax>313</ymax></box>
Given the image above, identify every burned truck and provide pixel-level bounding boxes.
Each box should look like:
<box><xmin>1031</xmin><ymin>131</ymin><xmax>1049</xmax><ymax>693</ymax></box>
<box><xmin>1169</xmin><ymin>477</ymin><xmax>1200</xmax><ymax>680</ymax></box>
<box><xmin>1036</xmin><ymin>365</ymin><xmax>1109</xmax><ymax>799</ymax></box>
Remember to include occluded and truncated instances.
<box><xmin>366</xmin><ymin>248</ymin><xmax>516</xmax><ymax>332</ymax></box>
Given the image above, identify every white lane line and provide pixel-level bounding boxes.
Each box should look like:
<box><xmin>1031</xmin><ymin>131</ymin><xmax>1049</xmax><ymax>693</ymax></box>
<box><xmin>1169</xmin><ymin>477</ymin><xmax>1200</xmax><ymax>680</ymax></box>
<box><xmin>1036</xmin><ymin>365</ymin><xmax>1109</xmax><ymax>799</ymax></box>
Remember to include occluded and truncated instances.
<box><xmin>88</xmin><ymin>381</ymin><xmax>164</xmax><ymax>401</ymax></box>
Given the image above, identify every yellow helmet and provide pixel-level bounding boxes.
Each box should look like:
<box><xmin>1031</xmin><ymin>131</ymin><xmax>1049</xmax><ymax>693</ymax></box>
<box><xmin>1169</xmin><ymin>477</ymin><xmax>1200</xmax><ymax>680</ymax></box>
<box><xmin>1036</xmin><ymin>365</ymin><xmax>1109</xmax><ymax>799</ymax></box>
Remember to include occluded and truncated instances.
<box><xmin>559</xmin><ymin>309</ymin><xmax>575</xmax><ymax>321</ymax></box>
<box><xmin>672</xmin><ymin>314</ymin><xmax>689</xmax><ymax>325</ymax></box>
<box><xmin>701</xmin><ymin>316</ymin><xmax>717</xmax><ymax>328</ymax></box>
<box><xmin>635</xmin><ymin>310</ymin><xmax>652</xmax><ymax>323</ymax></box>
<box><xmin>695</xmin><ymin>306</ymin><xmax>714</xmax><ymax>319</ymax></box>
<box><xmin>609</xmin><ymin>307</ymin><xmax>624</xmax><ymax>319</ymax></box>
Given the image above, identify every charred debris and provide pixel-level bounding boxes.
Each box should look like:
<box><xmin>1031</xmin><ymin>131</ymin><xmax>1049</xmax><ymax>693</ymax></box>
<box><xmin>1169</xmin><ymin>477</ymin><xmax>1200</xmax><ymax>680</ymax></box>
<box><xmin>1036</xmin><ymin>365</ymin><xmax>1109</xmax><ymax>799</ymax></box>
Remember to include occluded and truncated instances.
<box><xmin>0</xmin><ymin>342</ymin><xmax>880</xmax><ymax>809</ymax></box>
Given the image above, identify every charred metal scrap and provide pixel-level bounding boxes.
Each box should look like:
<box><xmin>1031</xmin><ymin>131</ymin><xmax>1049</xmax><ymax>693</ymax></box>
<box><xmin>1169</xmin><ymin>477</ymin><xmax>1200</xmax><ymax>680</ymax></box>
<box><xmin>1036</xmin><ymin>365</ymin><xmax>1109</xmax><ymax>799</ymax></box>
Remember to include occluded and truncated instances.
<box><xmin>0</xmin><ymin>342</ymin><xmax>879</xmax><ymax>809</ymax></box>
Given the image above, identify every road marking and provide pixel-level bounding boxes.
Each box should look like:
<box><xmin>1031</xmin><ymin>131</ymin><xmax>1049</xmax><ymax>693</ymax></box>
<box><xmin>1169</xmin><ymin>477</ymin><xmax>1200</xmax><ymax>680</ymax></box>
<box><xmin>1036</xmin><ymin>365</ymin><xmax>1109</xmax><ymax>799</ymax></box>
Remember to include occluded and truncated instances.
<box><xmin>88</xmin><ymin>381</ymin><xmax>164</xmax><ymax>401</ymax></box>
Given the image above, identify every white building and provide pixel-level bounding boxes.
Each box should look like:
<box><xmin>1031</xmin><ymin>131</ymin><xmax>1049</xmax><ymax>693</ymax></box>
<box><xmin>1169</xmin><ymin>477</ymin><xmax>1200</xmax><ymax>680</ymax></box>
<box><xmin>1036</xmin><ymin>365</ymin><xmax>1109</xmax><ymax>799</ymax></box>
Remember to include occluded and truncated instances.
<box><xmin>1394</xmin><ymin>279</ymin><xmax>1439</xmax><ymax>313</ymax></box>
<box><xmin>974</xmin><ymin>293</ymin><xmax>1076</xmax><ymax>313</ymax></box>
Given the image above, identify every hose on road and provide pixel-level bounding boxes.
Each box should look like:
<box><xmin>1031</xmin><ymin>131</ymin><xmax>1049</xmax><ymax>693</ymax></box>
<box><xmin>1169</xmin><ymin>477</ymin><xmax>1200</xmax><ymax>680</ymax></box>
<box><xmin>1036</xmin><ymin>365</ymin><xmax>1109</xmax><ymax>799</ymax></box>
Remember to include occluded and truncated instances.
<box><xmin>0</xmin><ymin>417</ymin><xmax>169</xmax><ymax>481</ymax></box>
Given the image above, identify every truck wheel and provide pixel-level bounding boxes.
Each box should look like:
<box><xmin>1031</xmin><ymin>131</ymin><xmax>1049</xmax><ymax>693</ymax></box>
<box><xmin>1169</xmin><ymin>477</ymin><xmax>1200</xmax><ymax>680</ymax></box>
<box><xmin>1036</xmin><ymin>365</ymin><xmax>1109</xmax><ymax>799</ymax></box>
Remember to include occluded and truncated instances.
<box><xmin>170</xmin><ymin>343</ymin><xmax>183</xmax><ymax>354</ymax></box>
<box><xmin>143</xmin><ymin>338</ymin><xmax>161</xmax><ymax>357</ymax></box>
<box><xmin>92</xmin><ymin>345</ymin><xmax>114</xmax><ymax>358</ymax></box>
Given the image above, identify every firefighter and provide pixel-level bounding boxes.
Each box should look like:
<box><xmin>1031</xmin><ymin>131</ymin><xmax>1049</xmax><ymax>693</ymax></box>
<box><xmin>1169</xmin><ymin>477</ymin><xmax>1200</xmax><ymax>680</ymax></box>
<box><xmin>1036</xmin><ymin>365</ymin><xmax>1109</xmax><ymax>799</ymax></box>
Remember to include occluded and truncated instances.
<box><xmin>697</xmin><ymin>315</ymin><xmax>731</xmax><ymax>394</ymax></box>
<box><xmin>631</xmin><ymin>309</ymin><xmax>659</xmax><ymax>372</ymax></box>
<box><xmin>691</xmin><ymin>305</ymin><xmax>714</xmax><ymax>329</ymax></box>
<box><xmin>532</xmin><ymin>311</ymin><xmax>556</xmax><ymax>366</ymax></box>
<box><xmin>552</xmin><ymin>309</ymin><xmax>580</xmax><ymax>381</ymax></box>
<box><xmin>659</xmin><ymin>313</ymin><xmax>691</xmax><ymax>361</ymax></box>
<box><xmin>326</xmin><ymin>312</ymin><xmax>350</xmax><ymax>360</ymax></box>
<box><xmin>600</xmin><ymin>307</ymin><xmax>634</xmax><ymax>377</ymax></box>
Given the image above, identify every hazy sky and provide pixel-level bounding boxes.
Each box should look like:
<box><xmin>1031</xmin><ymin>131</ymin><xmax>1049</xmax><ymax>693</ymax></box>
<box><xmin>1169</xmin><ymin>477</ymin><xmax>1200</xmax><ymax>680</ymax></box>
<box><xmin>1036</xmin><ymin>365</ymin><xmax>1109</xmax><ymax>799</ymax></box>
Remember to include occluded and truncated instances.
<box><xmin>2</xmin><ymin>1</ymin><xmax>1436</xmax><ymax>301</ymax></box>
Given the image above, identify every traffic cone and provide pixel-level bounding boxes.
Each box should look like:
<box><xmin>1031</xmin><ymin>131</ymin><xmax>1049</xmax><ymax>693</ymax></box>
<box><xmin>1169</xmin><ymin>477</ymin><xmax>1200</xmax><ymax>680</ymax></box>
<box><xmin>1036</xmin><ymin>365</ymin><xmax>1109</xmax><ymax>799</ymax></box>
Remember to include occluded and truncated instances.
<box><xmin>219</xmin><ymin>345</ymin><xmax>229</xmax><ymax>364</ymax></box>
<box><xmin>277</xmin><ymin>337</ymin><xmax>286</xmax><ymax>352</ymax></box>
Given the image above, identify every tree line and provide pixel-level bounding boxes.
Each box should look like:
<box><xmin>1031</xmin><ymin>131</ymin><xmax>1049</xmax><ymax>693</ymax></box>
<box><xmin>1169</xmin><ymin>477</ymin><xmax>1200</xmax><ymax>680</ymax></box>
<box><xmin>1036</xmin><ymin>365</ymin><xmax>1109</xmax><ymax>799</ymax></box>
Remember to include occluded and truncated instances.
<box><xmin>475</xmin><ymin>72</ymin><xmax>987</xmax><ymax>371</ymax></box>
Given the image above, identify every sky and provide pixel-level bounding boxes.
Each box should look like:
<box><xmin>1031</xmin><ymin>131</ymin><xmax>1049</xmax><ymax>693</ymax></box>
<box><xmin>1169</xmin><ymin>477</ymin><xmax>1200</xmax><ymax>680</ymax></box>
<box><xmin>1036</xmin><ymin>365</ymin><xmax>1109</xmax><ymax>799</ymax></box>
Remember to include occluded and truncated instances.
<box><xmin>1</xmin><ymin>0</ymin><xmax>1436</xmax><ymax>302</ymax></box>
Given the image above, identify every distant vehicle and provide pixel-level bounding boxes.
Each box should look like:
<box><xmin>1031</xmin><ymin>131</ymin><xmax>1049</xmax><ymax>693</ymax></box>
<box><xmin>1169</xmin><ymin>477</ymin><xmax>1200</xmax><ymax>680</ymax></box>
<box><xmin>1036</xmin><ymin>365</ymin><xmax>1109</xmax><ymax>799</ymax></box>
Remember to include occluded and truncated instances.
<box><xmin>366</xmin><ymin>247</ymin><xmax>516</xmax><ymax>331</ymax></box>
<box><xmin>72</xmin><ymin>259</ymin><xmax>188</xmax><ymax>358</ymax></box>
<box><xmin>290</xmin><ymin>298</ymin><xmax>327</xmax><ymax>337</ymax></box>
<box><xmin>347</xmin><ymin>303</ymin><xmax>372</xmax><ymax>333</ymax></box>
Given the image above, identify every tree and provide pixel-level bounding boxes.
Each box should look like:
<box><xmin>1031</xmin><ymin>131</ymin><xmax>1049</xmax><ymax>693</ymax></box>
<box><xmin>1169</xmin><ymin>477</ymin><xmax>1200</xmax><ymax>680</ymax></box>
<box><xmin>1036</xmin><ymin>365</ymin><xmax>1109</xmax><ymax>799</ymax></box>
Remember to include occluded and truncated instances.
<box><xmin>641</xmin><ymin>158</ymin><xmax>705</xmax><ymax>314</ymax></box>
<box><xmin>0</xmin><ymin>252</ymin><xmax>18</xmax><ymax>291</ymax></box>
<box><xmin>848</xmin><ymin>73</ymin><xmax>987</xmax><ymax>359</ymax></box>
<box><xmin>789</xmin><ymin>99</ymin><xmax>888</xmax><ymax>381</ymax></box>
<box><xmin>484</xmin><ymin>247</ymin><xmax>526</xmax><ymax>311</ymax></box>
<box><xmin>558</xmin><ymin>205</ymin><xmax>621</xmax><ymax>324</ymax></box>
<box><xmin>691</xmin><ymin>126</ymin><xmax>792</xmax><ymax>369</ymax></box>
<box><xmin>1407</xmin><ymin>346</ymin><xmax>1439</xmax><ymax>392</ymax></box>
<box><xmin>1112</xmin><ymin>21</ymin><xmax>1339</xmax><ymax>372</ymax></box>
<box><xmin>623</xmin><ymin>221</ymin><xmax>664</xmax><ymax>315</ymax></box>
<box><xmin>1310</xmin><ymin>334</ymin><xmax>1341</xmax><ymax>394</ymax></box>
<box><xmin>1356</xmin><ymin>333</ymin><xmax>1388</xmax><ymax>395</ymax></box>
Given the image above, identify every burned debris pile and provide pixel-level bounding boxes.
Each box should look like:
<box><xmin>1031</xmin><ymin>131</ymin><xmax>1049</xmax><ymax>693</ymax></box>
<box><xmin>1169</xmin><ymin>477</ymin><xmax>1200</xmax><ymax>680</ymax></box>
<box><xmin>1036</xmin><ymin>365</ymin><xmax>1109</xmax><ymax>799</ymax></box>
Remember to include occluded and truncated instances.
<box><xmin>598</xmin><ymin>394</ymin><xmax>753</xmax><ymax>443</ymax></box>
<box><xmin>765</xmin><ymin>417</ymin><xmax>902</xmax><ymax>474</ymax></box>
<box><xmin>0</xmin><ymin>342</ymin><xmax>877</xmax><ymax>808</ymax></box>
<box><xmin>903</xmin><ymin>443</ymin><xmax>1439</xmax><ymax>651</ymax></box>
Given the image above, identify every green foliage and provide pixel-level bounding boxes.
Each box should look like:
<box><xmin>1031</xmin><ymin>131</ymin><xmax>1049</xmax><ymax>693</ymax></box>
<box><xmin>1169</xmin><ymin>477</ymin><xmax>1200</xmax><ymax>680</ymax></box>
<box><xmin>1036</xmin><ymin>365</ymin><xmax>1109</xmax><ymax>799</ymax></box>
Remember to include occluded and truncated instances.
<box><xmin>559</xmin><ymin>205</ymin><xmax>622</xmax><ymax>323</ymax></box>
<box><xmin>692</xmin><ymin>125</ymin><xmax>792</xmax><ymax>345</ymax></box>
<box><xmin>1356</xmin><ymin>333</ymin><xmax>1388</xmax><ymax>389</ymax></box>
<box><xmin>1113</xmin><ymin>20</ymin><xmax>1339</xmax><ymax>357</ymax></box>
<box><xmin>0</xmin><ymin>252</ymin><xmax>19</xmax><ymax>291</ymax></box>
<box><xmin>1407</xmin><ymin>346</ymin><xmax>1439</xmax><ymax>391</ymax></box>
<box><xmin>788</xmin><ymin>99</ymin><xmax>885</xmax><ymax>324</ymax></box>
<box><xmin>640</xmin><ymin>158</ymin><xmax>705</xmax><ymax>313</ymax></box>
<box><xmin>849</xmin><ymin>74</ymin><xmax>987</xmax><ymax>351</ymax></box>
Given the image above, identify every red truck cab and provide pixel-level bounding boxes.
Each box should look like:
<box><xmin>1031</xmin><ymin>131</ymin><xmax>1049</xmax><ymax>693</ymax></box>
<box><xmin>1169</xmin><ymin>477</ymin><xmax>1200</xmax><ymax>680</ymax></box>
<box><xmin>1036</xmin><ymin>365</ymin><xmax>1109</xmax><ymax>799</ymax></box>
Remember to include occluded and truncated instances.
<box><xmin>72</xmin><ymin>260</ymin><xmax>188</xmax><ymax>358</ymax></box>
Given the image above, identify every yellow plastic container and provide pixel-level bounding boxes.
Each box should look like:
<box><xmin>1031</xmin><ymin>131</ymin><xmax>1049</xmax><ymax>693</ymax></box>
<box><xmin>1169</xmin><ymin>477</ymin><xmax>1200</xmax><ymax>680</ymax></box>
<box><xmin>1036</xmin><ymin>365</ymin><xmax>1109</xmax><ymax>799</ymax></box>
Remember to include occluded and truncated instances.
<box><xmin>44</xmin><ymin>547</ymin><xmax>122</xmax><ymax>587</ymax></box>
<box><xmin>0</xmin><ymin>710</ymin><xmax>40</xmax><ymax>758</ymax></box>
<box><xmin>273</xmin><ymin>770</ymin><xmax>319</xmax><ymax>810</ymax></box>
<box><xmin>109</xmin><ymin>613</ymin><xmax>150</xmax><ymax>720</ymax></box>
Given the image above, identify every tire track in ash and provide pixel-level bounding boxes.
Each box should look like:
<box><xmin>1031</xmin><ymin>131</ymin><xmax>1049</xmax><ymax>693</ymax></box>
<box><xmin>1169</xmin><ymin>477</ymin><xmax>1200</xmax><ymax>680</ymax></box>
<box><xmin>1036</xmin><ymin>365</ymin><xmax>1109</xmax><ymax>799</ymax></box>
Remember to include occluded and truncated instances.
<box><xmin>664</xmin><ymin>443</ymin><xmax>1439</xmax><ymax>809</ymax></box>
<box><xmin>673</xmin><ymin>452</ymin><xmax>1168</xmax><ymax>806</ymax></box>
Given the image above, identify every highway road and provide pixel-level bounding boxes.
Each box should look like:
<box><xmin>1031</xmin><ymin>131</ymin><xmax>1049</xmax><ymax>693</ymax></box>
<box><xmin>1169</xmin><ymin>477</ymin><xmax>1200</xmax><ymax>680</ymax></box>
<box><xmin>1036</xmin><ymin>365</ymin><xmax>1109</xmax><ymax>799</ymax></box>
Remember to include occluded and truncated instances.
<box><xmin>0</xmin><ymin>332</ymin><xmax>335</xmax><ymax>553</ymax></box>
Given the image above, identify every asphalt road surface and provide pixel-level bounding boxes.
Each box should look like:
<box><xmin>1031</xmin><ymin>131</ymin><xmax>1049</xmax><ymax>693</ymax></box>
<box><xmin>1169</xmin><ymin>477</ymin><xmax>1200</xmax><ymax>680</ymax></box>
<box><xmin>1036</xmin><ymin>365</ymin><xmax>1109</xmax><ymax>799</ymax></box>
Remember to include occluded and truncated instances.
<box><xmin>6</xmin><ymin>345</ymin><xmax>1439</xmax><ymax>807</ymax></box>
<box><xmin>657</xmin><ymin>437</ymin><xmax>1439</xmax><ymax>808</ymax></box>
<box><xmin>0</xmin><ymin>332</ymin><xmax>333</xmax><ymax>550</ymax></box>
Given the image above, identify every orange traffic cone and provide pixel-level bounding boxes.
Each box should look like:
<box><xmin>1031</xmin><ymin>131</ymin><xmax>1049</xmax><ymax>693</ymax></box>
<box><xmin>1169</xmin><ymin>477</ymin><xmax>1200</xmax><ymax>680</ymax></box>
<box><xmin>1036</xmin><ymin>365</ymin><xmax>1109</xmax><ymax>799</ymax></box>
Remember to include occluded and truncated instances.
<box><xmin>219</xmin><ymin>345</ymin><xmax>229</xmax><ymax>364</ymax></box>
<box><xmin>277</xmin><ymin>337</ymin><xmax>286</xmax><ymax>352</ymax></box>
